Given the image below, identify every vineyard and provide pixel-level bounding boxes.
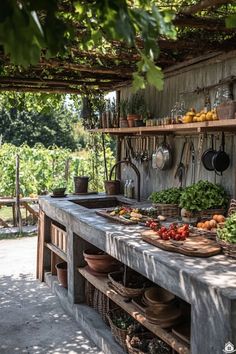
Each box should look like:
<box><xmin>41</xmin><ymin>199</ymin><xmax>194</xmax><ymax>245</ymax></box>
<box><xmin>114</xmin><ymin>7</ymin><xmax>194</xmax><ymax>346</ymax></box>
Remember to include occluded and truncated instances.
<box><xmin>0</xmin><ymin>138</ymin><xmax>115</xmax><ymax>197</ymax></box>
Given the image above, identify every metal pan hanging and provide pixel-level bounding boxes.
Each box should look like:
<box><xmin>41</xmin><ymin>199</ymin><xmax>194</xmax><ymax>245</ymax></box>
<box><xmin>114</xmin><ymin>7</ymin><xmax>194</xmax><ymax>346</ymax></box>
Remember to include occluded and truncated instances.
<box><xmin>156</xmin><ymin>135</ymin><xmax>173</xmax><ymax>170</ymax></box>
<box><xmin>212</xmin><ymin>132</ymin><xmax>230</xmax><ymax>174</ymax></box>
<box><xmin>201</xmin><ymin>134</ymin><xmax>217</xmax><ymax>171</ymax></box>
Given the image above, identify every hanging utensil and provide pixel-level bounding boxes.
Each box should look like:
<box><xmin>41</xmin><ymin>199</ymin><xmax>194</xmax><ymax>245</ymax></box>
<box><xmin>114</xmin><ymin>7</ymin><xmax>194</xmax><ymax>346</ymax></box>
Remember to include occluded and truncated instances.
<box><xmin>212</xmin><ymin>132</ymin><xmax>230</xmax><ymax>175</ymax></box>
<box><xmin>156</xmin><ymin>135</ymin><xmax>173</xmax><ymax>170</ymax></box>
<box><xmin>152</xmin><ymin>136</ymin><xmax>158</xmax><ymax>169</ymax></box>
<box><xmin>201</xmin><ymin>134</ymin><xmax>216</xmax><ymax>171</ymax></box>
<box><xmin>190</xmin><ymin>140</ymin><xmax>195</xmax><ymax>184</ymax></box>
<box><xmin>174</xmin><ymin>140</ymin><xmax>187</xmax><ymax>187</ymax></box>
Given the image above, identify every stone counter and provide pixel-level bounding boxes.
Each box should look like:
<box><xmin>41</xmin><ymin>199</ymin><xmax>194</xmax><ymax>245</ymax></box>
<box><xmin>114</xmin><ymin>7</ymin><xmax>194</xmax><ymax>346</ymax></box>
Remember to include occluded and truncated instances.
<box><xmin>39</xmin><ymin>194</ymin><xmax>236</xmax><ymax>354</ymax></box>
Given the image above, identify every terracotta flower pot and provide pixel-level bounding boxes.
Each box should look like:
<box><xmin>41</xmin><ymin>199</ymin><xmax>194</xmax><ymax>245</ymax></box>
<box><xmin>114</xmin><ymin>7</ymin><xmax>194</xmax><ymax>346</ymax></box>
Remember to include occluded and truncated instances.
<box><xmin>52</xmin><ymin>187</ymin><xmax>66</xmax><ymax>196</ymax></box>
<box><xmin>56</xmin><ymin>262</ymin><xmax>68</xmax><ymax>288</ymax></box>
<box><xmin>74</xmin><ymin>176</ymin><xmax>89</xmax><ymax>194</ymax></box>
<box><xmin>83</xmin><ymin>249</ymin><xmax>119</xmax><ymax>273</ymax></box>
<box><xmin>127</xmin><ymin>114</ymin><xmax>140</xmax><ymax>127</ymax></box>
<box><xmin>104</xmin><ymin>180</ymin><xmax>120</xmax><ymax>195</ymax></box>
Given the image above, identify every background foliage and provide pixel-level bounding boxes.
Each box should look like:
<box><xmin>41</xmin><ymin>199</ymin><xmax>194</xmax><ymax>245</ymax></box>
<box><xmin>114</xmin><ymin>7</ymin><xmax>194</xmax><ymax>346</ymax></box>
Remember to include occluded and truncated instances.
<box><xmin>0</xmin><ymin>138</ymin><xmax>115</xmax><ymax>197</ymax></box>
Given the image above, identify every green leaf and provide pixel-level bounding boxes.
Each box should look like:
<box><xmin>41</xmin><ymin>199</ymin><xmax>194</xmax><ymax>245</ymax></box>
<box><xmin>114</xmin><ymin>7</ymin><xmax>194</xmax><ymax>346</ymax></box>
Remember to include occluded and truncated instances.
<box><xmin>132</xmin><ymin>73</ymin><xmax>145</xmax><ymax>92</ymax></box>
<box><xmin>226</xmin><ymin>14</ymin><xmax>236</xmax><ymax>28</ymax></box>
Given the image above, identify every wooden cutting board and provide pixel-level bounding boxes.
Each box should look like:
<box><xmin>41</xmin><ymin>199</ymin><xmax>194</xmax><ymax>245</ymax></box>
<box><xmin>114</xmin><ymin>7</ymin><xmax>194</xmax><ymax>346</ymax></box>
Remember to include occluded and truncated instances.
<box><xmin>141</xmin><ymin>230</ymin><xmax>221</xmax><ymax>257</ymax></box>
<box><xmin>96</xmin><ymin>209</ymin><xmax>148</xmax><ymax>225</ymax></box>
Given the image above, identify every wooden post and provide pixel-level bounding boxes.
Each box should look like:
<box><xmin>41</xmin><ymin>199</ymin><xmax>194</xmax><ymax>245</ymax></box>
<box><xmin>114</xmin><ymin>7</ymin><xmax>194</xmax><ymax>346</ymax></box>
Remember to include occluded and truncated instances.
<box><xmin>15</xmin><ymin>154</ymin><xmax>22</xmax><ymax>234</ymax></box>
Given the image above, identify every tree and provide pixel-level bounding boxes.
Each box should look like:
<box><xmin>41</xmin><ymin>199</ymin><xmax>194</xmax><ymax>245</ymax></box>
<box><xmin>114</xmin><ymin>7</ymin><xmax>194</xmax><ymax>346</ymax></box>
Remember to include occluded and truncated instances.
<box><xmin>0</xmin><ymin>92</ymin><xmax>80</xmax><ymax>149</ymax></box>
<box><xmin>0</xmin><ymin>0</ymin><xmax>177</xmax><ymax>91</ymax></box>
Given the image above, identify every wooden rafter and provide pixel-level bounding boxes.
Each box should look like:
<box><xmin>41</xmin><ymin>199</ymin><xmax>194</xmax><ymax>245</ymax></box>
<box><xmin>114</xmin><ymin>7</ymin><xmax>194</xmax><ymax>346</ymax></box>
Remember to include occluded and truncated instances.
<box><xmin>174</xmin><ymin>14</ymin><xmax>233</xmax><ymax>31</ymax></box>
<box><xmin>181</xmin><ymin>0</ymin><xmax>234</xmax><ymax>15</ymax></box>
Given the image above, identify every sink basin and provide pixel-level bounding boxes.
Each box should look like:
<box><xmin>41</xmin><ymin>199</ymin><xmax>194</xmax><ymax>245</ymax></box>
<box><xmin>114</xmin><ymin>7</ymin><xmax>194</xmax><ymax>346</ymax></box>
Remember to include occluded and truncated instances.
<box><xmin>70</xmin><ymin>197</ymin><xmax>132</xmax><ymax>209</ymax></box>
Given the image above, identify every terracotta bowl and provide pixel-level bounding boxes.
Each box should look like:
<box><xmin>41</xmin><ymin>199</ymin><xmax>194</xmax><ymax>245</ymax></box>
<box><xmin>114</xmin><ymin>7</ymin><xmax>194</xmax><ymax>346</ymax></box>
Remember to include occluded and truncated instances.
<box><xmin>144</xmin><ymin>286</ymin><xmax>175</xmax><ymax>305</ymax></box>
<box><xmin>83</xmin><ymin>249</ymin><xmax>119</xmax><ymax>273</ymax></box>
<box><xmin>56</xmin><ymin>262</ymin><xmax>68</xmax><ymax>288</ymax></box>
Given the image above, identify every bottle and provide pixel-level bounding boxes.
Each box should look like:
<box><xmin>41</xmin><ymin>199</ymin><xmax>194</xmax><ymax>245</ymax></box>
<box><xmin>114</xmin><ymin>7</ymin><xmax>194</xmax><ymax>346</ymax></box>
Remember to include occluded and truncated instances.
<box><xmin>124</xmin><ymin>179</ymin><xmax>129</xmax><ymax>197</ymax></box>
<box><xmin>127</xmin><ymin>180</ymin><xmax>135</xmax><ymax>199</ymax></box>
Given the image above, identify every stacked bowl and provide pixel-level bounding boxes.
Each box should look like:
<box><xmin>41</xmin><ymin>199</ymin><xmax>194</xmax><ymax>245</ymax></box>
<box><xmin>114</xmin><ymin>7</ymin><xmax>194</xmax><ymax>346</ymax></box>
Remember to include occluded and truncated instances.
<box><xmin>143</xmin><ymin>286</ymin><xmax>181</xmax><ymax>328</ymax></box>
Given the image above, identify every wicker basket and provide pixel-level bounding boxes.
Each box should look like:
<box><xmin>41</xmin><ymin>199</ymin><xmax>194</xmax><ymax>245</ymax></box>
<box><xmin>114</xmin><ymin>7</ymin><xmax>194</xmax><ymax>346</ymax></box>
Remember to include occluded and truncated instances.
<box><xmin>199</xmin><ymin>208</ymin><xmax>226</xmax><ymax>219</ymax></box>
<box><xmin>106</xmin><ymin>308</ymin><xmax>132</xmax><ymax>350</ymax></box>
<box><xmin>227</xmin><ymin>199</ymin><xmax>236</xmax><ymax>216</ymax></box>
<box><xmin>190</xmin><ymin>226</ymin><xmax>217</xmax><ymax>240</ymax></box>
<box><xmin>85</xmin><ymin>280</ymin><xmax>115</xmax><ymax>324</ymax></box>
<box><xmin>216</xmin><ymin>101</ymin><xmax>236</xmax><ymax>120</ymax></box>
<box><xmin>126</xmin><ymin>333</ymin><xmax>171</xmax><ymax>354</ymax></box>
<box><xmin>126</xmin><ymin>333</ymin><xmax>153</xmax><ymax>354</ymax></box>
<box><xmin>216</xmin><ymin>237</ymin><xmax>236</xmax><ymax>259</ymax></box>
<box><xmin>108</xmin><ymin>271</ymin><xmax>148</xmax><ymax>298</ymax></box>
<box><xmin>152</xmin><ymin>203</ymin><xmax>180</xmax><ymax>218</ymax></box>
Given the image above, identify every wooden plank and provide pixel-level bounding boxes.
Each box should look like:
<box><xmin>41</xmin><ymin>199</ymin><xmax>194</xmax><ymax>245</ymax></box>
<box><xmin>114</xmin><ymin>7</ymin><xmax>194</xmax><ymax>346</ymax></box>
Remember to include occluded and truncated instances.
<box><xmin>37</xmin><ymin>210</ymin><xmax>45</xmax><ymax>281</ymax></box>
<box><xmin>78</xmin><ymin>267</ymin><xmax>190</xmax><ymax>354</ymax></box>
<box><xmin>45</xmin><ymin>242</ymin><xmax>67</xmax><ymax>262</ymax></box>
<box><xmin>141</xmin><ymin>230</ymin><xmax>221</xmax><ymax>258</ymax></box>
<box><xmin>22</xmin><ymin>202</ymin><xmax>39</xmax><ymax>218</ymax></box>
<box><xmin>89</xmin><ymin>119</ymin><xmax>236</xmax><ymax>135</ymax></box>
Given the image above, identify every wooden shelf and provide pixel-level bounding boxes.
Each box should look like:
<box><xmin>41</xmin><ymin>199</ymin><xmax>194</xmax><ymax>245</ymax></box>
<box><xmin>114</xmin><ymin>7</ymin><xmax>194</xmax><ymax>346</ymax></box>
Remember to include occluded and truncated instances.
<box><xmin>89</xmin><ymin>119</ymin><xmax>236</xmax><ymax>135</ymax></box>
<box><xmin>45</xmin><ymin>242</ymin><xmax>67</xmax><ymax>262</ymax></box>
<box><xmin>78</xmin><ymin>267</ymin><xmax>190</xmax><ymax>354</ymax></box>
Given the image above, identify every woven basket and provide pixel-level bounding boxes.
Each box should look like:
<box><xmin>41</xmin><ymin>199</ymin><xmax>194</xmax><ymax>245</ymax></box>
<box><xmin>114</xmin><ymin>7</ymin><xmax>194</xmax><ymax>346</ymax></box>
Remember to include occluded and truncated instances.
<box><xmin>126</xmin><ymin>333</ymin><xmax>171</xmax><ymax>354</ymax></box>
<box><xmin>85</xmin><ymin>280</ymin><xmax>115</xmax><ymax>324</ymax></box>
<box><xmin>126</xmin><ymin>333</ymin><xmax>154</xmax><ymax>354</ymax></box>
<box><xmin>152</xmin><ymin>203</ymin><xmax>180</xmax><ymax>218</ymax></box>
<box><xmin>199</xmin><ymin>208</ymin><xmax>226</xmax><ymax>219</ymax></box>
<box><xmin>107</xmin><ymin>308</ymin><xmax>131</xmax><ymax>351</ymax></box>
<box><xmin>216</xmin><ymin>237</ymin><xmax>236</xmax><ymax>259</ymax></box>
<box><xmin>190</xmin><ymin>226</ymin><xmax>217</xmax><ymax>240</ymax></box>
<box><xmin>216</xmin><ymin>101</ymin><xmax>236</xmax><ymax>120</ymax></box>
<box><xmin>227</xmin><ymin>199</ymin><xmax>236</xmax><ymax>216</ymax></box>
<box><xmin>108</xmin><ymin>271</ymin><xmax>147</xmax><ymax>298</ymax></box>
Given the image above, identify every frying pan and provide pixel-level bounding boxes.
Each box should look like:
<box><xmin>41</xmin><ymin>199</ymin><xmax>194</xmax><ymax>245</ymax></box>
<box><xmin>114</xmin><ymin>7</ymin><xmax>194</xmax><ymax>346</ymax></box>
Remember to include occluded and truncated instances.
<box><xmin>212</xmin><ymin>132</ymin><xmax>230</xmax><ymax>174</ymax></box>
<box><xmin>156</xmin><ymin>135</ymin><xmax>173</xmax><ymax>170</ymax></box>
<box><xmin>201</xmin><ymin>135</ymin><xmax>216</xmax><ymax>171</ymax></box>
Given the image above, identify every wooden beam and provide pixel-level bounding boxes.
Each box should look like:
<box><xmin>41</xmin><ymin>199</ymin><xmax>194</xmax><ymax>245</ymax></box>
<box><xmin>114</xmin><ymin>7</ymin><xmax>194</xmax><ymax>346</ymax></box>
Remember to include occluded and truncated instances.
<box><xmin>0</xmin><ymin>86</ymin><xmax>87</xmax><ymax>94</ymax></box>
<box><xmin>181</xmin><ymin>0</ymin><xmax>233</xmax><ymax>15</ymax></box>
<box><xmin>174</xmin><ymin>15</ymin><xmax>233</xmax><ymax>31</ymax></box>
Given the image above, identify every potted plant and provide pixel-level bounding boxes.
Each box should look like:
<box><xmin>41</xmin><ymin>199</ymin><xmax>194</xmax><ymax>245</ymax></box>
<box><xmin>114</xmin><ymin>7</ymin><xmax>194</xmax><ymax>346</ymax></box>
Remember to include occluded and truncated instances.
<box><xmin>217</xmin><ymin>213</ymin><xmax>236</xmax><ymax>258</ymax></box>
<box><xmin>149</xmin><ymin>187</ymin><xmax>182</xmax><ymax>218</ymax></box>
<box><xmin>52</xmin><ymin>180</ymin><xmax>67</xmax><ymax>197</ymax></box>
<box><xmin>127</xmin><ymin>93</ymin><xmax>146</xmax><ymax>127</ymax></box>
<box><xmin>119</xmin><ymin>98</ymin><xmax>128</xmax><ymax>128</ymax></box>
<box><xmin>179</xmin><ymin>180</ymin><xmax>228</xmax><ymax>223</ymax></box>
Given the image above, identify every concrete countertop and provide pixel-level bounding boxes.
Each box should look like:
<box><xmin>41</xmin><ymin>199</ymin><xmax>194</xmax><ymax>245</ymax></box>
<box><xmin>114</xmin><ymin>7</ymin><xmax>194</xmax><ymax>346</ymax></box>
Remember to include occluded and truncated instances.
<box><xmin>39</xmin><ymin>193</ymin><xmax>236</xmax><ymax>302</ymax></box>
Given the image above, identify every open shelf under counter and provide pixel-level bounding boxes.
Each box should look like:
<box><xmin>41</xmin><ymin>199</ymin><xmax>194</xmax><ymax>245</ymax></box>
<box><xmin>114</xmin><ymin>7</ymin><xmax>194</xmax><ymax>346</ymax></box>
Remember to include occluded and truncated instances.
<box><xmin>89</xmin><ymin>119</ymin><xmax>236</xmax><ymax>135</ymax></box>
<box><xmin>78</xmin><ymin>267</ymin><xmax>190</xmax><ymax>354</ymax></box>
<box><xmin>45</xmin><ymin>242</ymin><xmax>67</xmax><ymax>262</ymax></box>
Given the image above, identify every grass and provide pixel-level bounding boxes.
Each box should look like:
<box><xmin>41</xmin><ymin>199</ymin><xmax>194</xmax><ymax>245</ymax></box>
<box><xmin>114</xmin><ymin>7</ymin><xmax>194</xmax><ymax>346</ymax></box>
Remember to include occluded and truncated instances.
<box><xmin>0</xmin><ymin>206</ymin><xmax>13</xmax><ymax>220</ymax></box>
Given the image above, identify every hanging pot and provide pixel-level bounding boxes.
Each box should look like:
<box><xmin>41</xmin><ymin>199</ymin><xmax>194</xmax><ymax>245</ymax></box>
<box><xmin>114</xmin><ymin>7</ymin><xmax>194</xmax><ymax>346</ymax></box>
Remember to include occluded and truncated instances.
<box><xmin>212</xmin><ymin>132</ymin><xmax>230</xmax><ymax>174</ymax></box>
<box><xmin>201</xmin><ymin>134</ymin><xmax>217</xmax><ymax>171</ymax></box>
<box><xmin>156</xmin><ymin>136</ymin><xmax>173</xmax><ymax>170</ymax></box>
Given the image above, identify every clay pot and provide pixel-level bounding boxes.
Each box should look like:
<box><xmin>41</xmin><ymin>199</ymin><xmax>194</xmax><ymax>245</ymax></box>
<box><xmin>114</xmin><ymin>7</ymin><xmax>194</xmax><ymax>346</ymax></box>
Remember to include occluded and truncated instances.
<box><xmin>104</xmin><ymin>180</ymin><xmax>120</xmax><ymax>195</ymax></box>
<box><xmin>181</xmin><ymin>208</ymin><xmax>198</xmax><ymax>223</ymax></box>
<box><xmin>83</xmin><ymin>249</ymin><xmax>119</xmax><ymax>273</ymax></box>
<box><xmin>74</xmin><ymin>176</ymin><xmax>89</xmax><ymax>194</ymax></box>
<box><xmin>52</xmin><ymin>187</ymin><xmax>66</xmax><ymax>196</ymax></box>
<box><xmin>144</xmin><ymin>286</ymin><xmax>175</xmax><ymax>305</ymax></box>
<box><xmin>127</xmin><ymin>114</ymin><xmax>140</xmax><ymax>127</ymax></box>
<box><xmin>56</xmin><ymin>262</ymin><xmax>68</xmax><ymax>288</ymax></box>
<box><xmin>119</xmin><ymin>118</ymin><xmax>128</xmax><ymax>128</ymax></box>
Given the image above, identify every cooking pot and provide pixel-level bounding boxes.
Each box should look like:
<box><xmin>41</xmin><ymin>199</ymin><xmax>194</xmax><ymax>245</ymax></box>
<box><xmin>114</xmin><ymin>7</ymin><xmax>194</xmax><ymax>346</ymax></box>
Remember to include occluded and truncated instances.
<box><xmin>156</xmin><ymin>136</ymin><xmax>173</xmax><ymax>170</ymax></box>
<box><xmin>212</xmin><ymin>132</ymin><xmax>230</xmax><ymax>174</ymax></box>
<box><xmin>201</xmin><ymin>134</ymin><xmax>216</xmax><ymax>171</ymax></box>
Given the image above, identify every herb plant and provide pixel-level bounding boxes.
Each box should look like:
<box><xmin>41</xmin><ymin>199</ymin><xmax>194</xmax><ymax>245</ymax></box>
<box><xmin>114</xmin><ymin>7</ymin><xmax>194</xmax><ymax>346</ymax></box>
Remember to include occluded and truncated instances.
<box><xmin>149</xmin><ymin>187</ymin><xmax>182</xmax><ymax>205</ymax></box>
<box><xmin>179</xmin><ymin>180</ymin><xmax>228</xmax><ymax>212</ymax></box>
<box><xmin>217</xmin><ymin>213</ymin><xmax>236</xmax><ymax>244</ymax></box>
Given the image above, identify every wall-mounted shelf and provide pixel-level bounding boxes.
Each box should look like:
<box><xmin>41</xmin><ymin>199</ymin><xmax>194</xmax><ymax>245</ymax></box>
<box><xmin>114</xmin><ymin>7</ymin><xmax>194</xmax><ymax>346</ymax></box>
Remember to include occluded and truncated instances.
<box><xmin>89</xmin><ymin>119</ymin><xmax>236</xmax><ymax>135</ymax></box>
<box><xmin>78</xmin><ymin>266</ymin><xmax>190</xmax><ymax>354</ymax></box>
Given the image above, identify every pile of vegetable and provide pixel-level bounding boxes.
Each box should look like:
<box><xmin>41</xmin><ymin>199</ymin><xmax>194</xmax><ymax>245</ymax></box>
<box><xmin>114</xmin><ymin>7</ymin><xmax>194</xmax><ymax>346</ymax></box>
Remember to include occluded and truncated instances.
<box><xmin>157</xmin><ymin>224</ymin><xmax>189</xmax><ymax>241</ymax></box>
<box><xmin>179</xmin><ymin>180</ymin><xmax>228</xmax><ymax>212</ymax></box>
<box><xmin>217</xmin><ymin>213</ymin><xmax>236</xmax><ymax>244</ymax></box>
<box><xmin>197</xmin><ymin>214</ymin><xmax>225</xmax><ymax>231</ymax></box>
<box><xmin>149</xmin><ymin>187</ymin><xmax>182</xmax><ymax>205</ymax></box>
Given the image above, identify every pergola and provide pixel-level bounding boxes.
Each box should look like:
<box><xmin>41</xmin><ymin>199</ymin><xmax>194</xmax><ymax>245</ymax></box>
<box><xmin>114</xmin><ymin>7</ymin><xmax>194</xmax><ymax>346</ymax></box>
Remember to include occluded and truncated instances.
<box><xmin>0</xmin><ymin>0</ymin><xmax>235</xmax><ymax>95</ymax></box>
